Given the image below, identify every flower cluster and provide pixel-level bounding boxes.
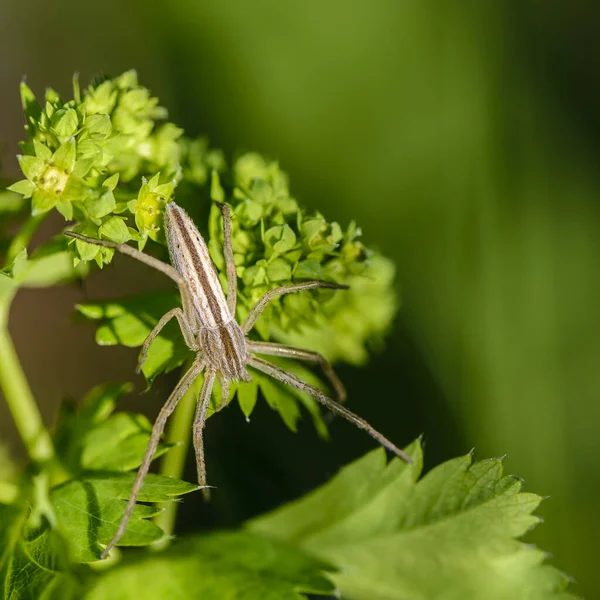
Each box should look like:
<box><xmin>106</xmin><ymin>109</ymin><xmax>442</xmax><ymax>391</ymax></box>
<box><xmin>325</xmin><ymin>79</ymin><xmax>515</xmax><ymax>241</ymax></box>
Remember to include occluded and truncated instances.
<box><xmin>9</xmin><ymin>71</ymin><xmax>187</xmax><ymax>264</ymax></box>
<box><xmin>9</xmin><ymin>71</ymin><xmax>397</xmax><ymax>364</ymax></box>
<box><xmin>207</xmin><ymin>153</ymin><xmax>398</xmax><ymax>364</ymax></box>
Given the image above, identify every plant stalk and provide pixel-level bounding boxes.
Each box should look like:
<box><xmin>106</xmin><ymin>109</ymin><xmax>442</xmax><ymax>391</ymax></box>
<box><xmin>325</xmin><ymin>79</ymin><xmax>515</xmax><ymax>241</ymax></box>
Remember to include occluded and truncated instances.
<box><xmin>0</xmin><ymin>326</ymin><xmax>55</xmax><ymax>465</ymax></box>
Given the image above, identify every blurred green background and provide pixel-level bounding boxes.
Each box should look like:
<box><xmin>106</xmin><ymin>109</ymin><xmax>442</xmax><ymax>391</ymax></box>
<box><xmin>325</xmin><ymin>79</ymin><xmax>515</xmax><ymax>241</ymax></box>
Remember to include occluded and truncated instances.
<box><xmin>1</xmin><ymin>1</ymin><xmax>599</xmax><ymax>597</ymax></box>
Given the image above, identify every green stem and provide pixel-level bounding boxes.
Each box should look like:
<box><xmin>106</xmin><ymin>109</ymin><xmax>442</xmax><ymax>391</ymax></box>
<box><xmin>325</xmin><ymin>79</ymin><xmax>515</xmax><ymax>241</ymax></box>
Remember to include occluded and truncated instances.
<box><xmin>152</xmin><ymin>373</ymin><xmax>203</xmax><ymax>550</ymax></box>
<box><xmin>6</xmin><ymin>213</ymin><xmax>47</xmax><ymax>265</ymax></box>
<box><xmin>0</xmin><ymin>326</ymin><xmax>55</xmax><ymax>465</ymax></box>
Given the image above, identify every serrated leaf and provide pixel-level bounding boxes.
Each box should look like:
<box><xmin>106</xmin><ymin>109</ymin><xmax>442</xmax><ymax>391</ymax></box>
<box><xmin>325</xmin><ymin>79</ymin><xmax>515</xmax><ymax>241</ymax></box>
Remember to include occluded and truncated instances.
<box><xmin>49</xmin><ymin>382</ymin><xmax>197</xmax><ymax>561</ymax></box>
<box><xmin>0</xmin><ymin>504</ymin><xmax>80</xmax><ymax>600</ymax></box>
<box><xmin>51</xmin><ymin>473</ymin><xmax>198</xmax><ymax>561</ymax></box>
<box><xmin>248</xmin><ymin>443</ymin><xmax>578</xmax><ymax>600</ymax></box>
<box><xmin>82</xmin><ymin>532</ymin><xmax>335</xmax><ymax>600</ymax></box>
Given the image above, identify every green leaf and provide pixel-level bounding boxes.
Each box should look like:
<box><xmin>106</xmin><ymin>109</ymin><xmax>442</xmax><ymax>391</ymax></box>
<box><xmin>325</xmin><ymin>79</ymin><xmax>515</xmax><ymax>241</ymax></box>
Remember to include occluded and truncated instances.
<box><xmin>86</xmin><ymin>114</ymin><xmax>112</xmax><ymax>139</ymax></box>
<box><xmin>52</xmin><ymin>108</ymin><xmax>79</xmax><ymax>138</ymax></box>
<box><xmin>82</xmin><ymin>532</ymin><xmax>335</xmax><ymax>599</ymax></box>
<box><xmin>18</xmin><ymin>154</ymin><xmax>46</xmax><ymax>181</ymax></box>
<box><xmin>80</xmin><ymin>412</ymin><xmax>172</xmax><ymax>472</ymax></box>
<box><xmin>257</xmin><ymin>374</ymin><xmax>301</xmax><ymax>432</ymax></box>
<box><xmin>53</xmin><ymin>382</ymin><xmax>133</xmax><ymax>471</ymax></box>
<box><xmin>237</xmin><ymin>378</ymin><xmax>259</xmax><ymax>419</ymax></box>
<box><xmin>52</xmin><ymin>473</ymin><xmax>197</xmax><ymax>562</ymax></box>
<box><xmin>86</xmin><ymin>189</ymin><xmax>116</xmax><ymax>220</ymax></box>
<box><xmin>0</xmin><ymin>503</ymin><xmax>79</xmax><ymax>600</ymax></box>
<box><xmin>52</xmin><ymin>138</ymin><xmax>77</xmax><ymax>172</ymax></box>
<box><xmin>7</xmin><ymin>179</ymin><xmax>35</xmax><ymax>199</ymax></box>
<box><xmin>75</xmin><ymin>291</ymin><xmax>191</xmax><ymax>382</ymax></box>
<box><xmin>265</xmin><ymin>224</ymin><xmax>296</xmax><ymax>255</ymax></box>
<box><xmin>248</xmin><ymin>443</ymin><xmax>578</xmax><ymax>600</ymax></box>
<box><xmin>98</xmin><ymin>216</ymin><xmax>130</xmax><ymax>244</ymax></box>
<box><xmin>49</xmin><ymin>382</ymin><xmax>198</xmax><ymax>561</ymax></box>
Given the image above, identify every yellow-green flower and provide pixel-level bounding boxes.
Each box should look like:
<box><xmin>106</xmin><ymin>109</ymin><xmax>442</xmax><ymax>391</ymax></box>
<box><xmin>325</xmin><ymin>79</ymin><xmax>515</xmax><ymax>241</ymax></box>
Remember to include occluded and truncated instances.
<box><xmin>9</xmin><ymin>138</ymin><xmax>84</xmax><ymax>220</ymax></box>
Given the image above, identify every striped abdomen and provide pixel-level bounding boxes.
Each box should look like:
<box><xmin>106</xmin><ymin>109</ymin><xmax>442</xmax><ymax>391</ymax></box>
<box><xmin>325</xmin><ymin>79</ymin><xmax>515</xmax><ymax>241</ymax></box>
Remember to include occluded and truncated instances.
<box><xmin>165</xmin><ymin>202</ymin><xmax>249</xmax><ymax>380</ymax></box>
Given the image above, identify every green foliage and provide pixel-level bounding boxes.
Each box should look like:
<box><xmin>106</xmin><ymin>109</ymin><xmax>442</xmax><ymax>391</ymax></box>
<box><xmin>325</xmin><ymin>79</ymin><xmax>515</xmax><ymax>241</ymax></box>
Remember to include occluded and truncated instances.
<box><xmin>0</xmin><ymin>70</ymin><xmax>580</xmax><ymax>599</ymax></box>
<box><xmin>82</xmin><ymin>532</ymin><xmax>335</xmax><ymax>600</ymax></box>
<box><xmin>10</xmin><ymin>70</ymin><xmax>397</xmax><ymax>363</ymax></box>
<box><xmin>249</xmin><ymin>442</ymin><xmax>578</xmax><ymax>600</ymax></box>
<box><xmin>75</xmin><ymin>293</ymin><xmax>329</xmax><ymax>436</ymax></box>
<box><xmin>208</xmin><ymin>157</ymin><xmax>399</xmax><ymax>363</ymax></box>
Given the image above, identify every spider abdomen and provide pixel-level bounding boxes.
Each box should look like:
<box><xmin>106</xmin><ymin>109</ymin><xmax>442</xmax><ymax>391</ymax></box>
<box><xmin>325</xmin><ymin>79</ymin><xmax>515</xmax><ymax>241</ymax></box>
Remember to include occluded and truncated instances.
<box><xmin>199</xmin><ymin>320</ymin><xmax>250</xmax><ymax>381</ymax></box>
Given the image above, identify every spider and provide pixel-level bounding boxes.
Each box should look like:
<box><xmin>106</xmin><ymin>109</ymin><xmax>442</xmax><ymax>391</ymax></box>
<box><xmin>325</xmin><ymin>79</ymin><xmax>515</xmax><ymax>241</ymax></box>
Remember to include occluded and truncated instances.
<box><xmin>66</xmin><ymin>201</ymin><xmax>410</xmax><ymax>558</ymax></box>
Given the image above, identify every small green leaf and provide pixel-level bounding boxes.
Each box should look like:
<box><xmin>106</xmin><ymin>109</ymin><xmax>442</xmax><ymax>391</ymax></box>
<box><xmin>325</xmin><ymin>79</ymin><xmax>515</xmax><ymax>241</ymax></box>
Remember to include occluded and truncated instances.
<box><xmin>75</xmin><ymin>291</ymin><xmax>190</xmax><ymax>383</ymax></box>
<box><xmin>18</xmin><ymin>154</ymin><xmax>46</xmax><ymax>181</ymax></box>
<box><xmin>258</xmin><ymin>375</ymin><xmax>301</xmax><ymax>432</ymax></box>
<box><xmin>86</xmin><ymin>114</ymin><xmax>112</xmax><ymax>139</ymax></box>
<box><xmin>52</xmin><ymin>108</ymin><xmax>79</xmax><ymax>138</ymax></box>
<box><xmin>82</xmin><ymin>532</ymin><xmax>335</xmax><ymax>599</ymax></box>
<box><xmin>81</xmin><ymin>412</ymin><xmax>171</xmax><ymax>472</ymax></box>
<box><xmin>52</xmin><ymin>138</ymin><xmax>77</xmax><ymax>172</ymax></box>
<box><xmin>33</xmin><ymin>139</ymin><xmax>53</xmax><ymax>161</ymax></box>
<box><xmin>265</xmin><ymin>224</ymin><xmax>296</xmax><ymax>255</ymax></box>
<box><xmin>237</xmin><ymin>379</ymin><xmax>259</xmax><ymax>418</ymax></box>
<box><xmin>20</xmin><ymin>81</ymin><xmax>42</xmax><ymax>123</ymax></box>
<box><xmin>99</xmin><ymin>216</ymin><xmax>131</xmax><ymax>243</ymax></box>
<box><xmin>103</xmin><ymin>172</ymin><xmax>119</xmax><ymax>191</ymax></box>
<box><xmin>87</xmin><ymin>189</ymin><xmax>116</xmax><ymax>220</ymax></box>
<box><xmin>210</xmin><ymin>169</ymin><xmax>225</xmax><ymax>202</ymax></box>
<box><xmin>7</xmin><ymin>179</ymin><xmax>35</xmax><ymax>199</ymax></box>
<box><xmin>32</xmin><ymin>189</ymin><xmax>57</xmax><ymax>214</ymax></box>
<box><xmin>266</xmin><ymin>257</ymin><xmax>292</xmax><ymax>281</ymax></box>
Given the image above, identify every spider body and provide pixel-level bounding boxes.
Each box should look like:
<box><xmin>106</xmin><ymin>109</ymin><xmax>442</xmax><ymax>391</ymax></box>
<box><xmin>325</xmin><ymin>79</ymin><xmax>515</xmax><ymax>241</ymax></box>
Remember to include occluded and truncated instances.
<box><xmin>66</xmin><ymin>201</ymin><xmax>410</xmax><ymax>560</ymax></box>
<box><xmin>164</xmin><ymin>203</ymin><xmax>250</xmax><ymax>381</ymax></box>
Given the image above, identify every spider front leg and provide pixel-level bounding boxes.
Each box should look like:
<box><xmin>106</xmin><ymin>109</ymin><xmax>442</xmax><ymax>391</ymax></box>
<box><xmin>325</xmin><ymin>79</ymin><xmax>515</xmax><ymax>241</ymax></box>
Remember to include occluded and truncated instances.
<box><xmin>100</xmin><ymin>357</ymin><xmax>206</xmax><ymax>559</ymax></box>
<box><xmin>192</xmin><ymin>369</ymin><xmax>217</xmax><ymax>501</ymax></box>
<box><xmin>248</xmin><ymin>355</ymin><xmax>412</xmax><ymax>463</ymax></box>
<box><xmin>242</xmin><ymin>281</ymin><xmax>349</xmax><ymax>334</ymax></box>
<box><xmin>247</xmin><ymin>341</ymin><xmax>346</xmax><ymax>404</ymax></box>
<box><xmin>136</xmin><ymin>307</ymin><xmax>199</xmax><ymax>374</ymax></box>
<box><xmin>65</xmin><ymin>231</ymin><xmax>197</xmax><ymax>328</ymax></box>
<box><xmin>215</xmin><ymin>202</ymin><xmax>237</xmax><ymax>316</ymax></box>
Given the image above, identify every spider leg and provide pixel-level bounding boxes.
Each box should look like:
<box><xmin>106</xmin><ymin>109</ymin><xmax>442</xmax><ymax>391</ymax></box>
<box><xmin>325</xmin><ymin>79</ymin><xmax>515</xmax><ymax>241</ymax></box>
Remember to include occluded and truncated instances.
<box><xmin>242</xmin><ymin>281</ymin><xmax>349</xmax><ymax>335</ymax></box>
<box><xmin>100</xmin><ymin>358</ymin><xmax>206</xmax><ymax>559</ymax></box>
<box><xmin>215</xmin><ymin>202</ymin><xmax>237</xmax><ymax>316</ymax></box>
<box><xmin>247</xmin><ymin>341</ymin><xmax>346</xmax><ymax>404</ymax></box>
<box><xmin>192</xmin><ymin>369</ymin><xmax>217</xmax><ymax>501</ymax></box>
<box><xmin>248</xmin><ymin>355</ymin><xmax>412</xmax><ymax>463</ymax></box>
<box><xmin>216</xmin><ymin>376</ymin><xmax>230</xmax><ymax>412</ymax></box>
<box><xmin>65</xmin><ymin>231</ymin><xmax>197</xmax><ymax>330</ymax></box>
<box><xmin>137</xmin><ymin>308</ymin><xmax>198</xmax><ymax>374</ymax></box>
